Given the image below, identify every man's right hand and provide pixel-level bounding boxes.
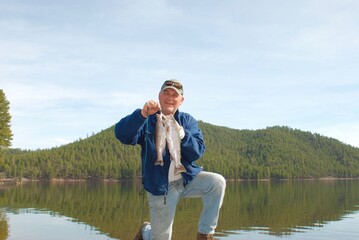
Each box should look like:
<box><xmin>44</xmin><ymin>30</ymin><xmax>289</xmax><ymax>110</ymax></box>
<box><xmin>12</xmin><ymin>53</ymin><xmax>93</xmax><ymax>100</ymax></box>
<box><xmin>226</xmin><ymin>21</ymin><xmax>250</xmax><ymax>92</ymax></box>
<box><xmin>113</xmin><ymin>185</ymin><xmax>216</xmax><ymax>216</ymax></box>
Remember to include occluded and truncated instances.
<box><xmin>141</xmin><ymin>100</ymin><xmax>161</xmax><ymax>118</ymax></box>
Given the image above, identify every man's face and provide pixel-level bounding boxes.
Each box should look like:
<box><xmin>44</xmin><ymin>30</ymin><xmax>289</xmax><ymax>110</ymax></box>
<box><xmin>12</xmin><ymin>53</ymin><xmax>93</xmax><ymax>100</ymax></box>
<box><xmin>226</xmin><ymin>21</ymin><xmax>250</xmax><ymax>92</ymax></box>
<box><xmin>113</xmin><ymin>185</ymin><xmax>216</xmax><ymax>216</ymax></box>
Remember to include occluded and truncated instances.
<box><xmin>159</xmin><ymin>88</ymin><xmax>184</xmax><ymax>115</ymax></box>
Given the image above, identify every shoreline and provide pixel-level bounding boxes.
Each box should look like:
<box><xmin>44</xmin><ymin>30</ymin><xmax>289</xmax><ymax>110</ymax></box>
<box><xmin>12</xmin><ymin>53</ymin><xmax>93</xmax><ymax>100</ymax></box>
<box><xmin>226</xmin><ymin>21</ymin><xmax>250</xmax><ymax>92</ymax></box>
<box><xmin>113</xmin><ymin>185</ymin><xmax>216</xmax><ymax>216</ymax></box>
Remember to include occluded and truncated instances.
<box><xmin>1</xmin><ymin>176</ymin><xmax>359</xmax><ymax>186</ymax></box>
<box><xmin>0</xmin><ymin>178</ymin><xmax>22</xmax><ymax>186</ymax></box>
<box><xmin>226</xmin><ymin>176</ymin><xmax>359</xmax><ymax>181</ymax></box>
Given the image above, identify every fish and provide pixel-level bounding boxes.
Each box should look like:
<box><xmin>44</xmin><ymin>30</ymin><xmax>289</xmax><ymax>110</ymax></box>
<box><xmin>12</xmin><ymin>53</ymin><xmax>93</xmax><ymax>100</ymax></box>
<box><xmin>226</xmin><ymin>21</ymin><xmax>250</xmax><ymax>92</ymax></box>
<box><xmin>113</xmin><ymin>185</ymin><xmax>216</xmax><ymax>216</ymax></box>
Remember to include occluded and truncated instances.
<box><xmin>165</xmin><ymin>115</ymin><xmax>186</xmax><ymax>175</ymax></box>
<box><xmin>155</xmin><ymin>113</ymin><xmax>166</xmax><ymax>166</ymax></box>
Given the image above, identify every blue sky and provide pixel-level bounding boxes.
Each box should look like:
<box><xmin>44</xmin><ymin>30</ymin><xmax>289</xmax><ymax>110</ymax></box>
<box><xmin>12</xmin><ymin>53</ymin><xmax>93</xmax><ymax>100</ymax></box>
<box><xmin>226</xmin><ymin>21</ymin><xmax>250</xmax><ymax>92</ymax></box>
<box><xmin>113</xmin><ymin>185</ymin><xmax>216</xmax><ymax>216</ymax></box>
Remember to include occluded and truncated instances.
<box><xmin>1</xmin><ymin>0</ymin><xmax>359</xmax><ymax>150</ymax></box>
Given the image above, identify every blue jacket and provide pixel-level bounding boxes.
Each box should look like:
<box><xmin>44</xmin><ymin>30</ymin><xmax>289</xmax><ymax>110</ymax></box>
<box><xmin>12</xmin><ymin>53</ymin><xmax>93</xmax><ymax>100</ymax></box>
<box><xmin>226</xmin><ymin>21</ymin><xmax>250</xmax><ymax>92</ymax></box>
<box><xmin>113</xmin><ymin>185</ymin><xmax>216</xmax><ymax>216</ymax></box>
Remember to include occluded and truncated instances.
<box><xmin>114</xmin><ymin>109</ymin><xmax>205</xmax><ymax>195</ymax></box>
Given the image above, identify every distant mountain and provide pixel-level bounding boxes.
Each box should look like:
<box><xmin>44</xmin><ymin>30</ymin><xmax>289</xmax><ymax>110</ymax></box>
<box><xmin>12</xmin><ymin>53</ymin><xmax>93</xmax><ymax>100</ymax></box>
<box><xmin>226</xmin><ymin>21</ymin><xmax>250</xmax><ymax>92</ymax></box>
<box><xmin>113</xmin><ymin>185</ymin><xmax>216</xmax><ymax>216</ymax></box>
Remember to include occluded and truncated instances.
<box><xmin>2</xmin><ymin>122</ymin><xmax>359</xmax><ymax>180</ymax></box>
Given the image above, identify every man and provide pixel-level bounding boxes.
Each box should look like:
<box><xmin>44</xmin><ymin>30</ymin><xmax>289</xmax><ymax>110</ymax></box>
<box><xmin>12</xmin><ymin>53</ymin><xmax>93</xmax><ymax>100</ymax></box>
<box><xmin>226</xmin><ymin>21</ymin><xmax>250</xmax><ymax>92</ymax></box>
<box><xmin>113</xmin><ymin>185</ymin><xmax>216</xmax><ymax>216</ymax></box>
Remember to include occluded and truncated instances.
<box><xmin>114</xmin><ymin>79</ymin><xmax>226</xmax><ymax>240</ymax></box>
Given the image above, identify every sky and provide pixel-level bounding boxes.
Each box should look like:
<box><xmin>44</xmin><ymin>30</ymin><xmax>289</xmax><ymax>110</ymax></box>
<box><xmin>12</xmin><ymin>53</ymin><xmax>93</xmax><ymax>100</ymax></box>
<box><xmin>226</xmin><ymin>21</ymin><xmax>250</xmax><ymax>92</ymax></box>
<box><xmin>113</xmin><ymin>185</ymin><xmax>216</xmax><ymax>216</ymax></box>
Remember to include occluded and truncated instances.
<box><xmin>1</xmin><ymin>0</ymin><xmax>359</xmax><ymax>150</ymax></box>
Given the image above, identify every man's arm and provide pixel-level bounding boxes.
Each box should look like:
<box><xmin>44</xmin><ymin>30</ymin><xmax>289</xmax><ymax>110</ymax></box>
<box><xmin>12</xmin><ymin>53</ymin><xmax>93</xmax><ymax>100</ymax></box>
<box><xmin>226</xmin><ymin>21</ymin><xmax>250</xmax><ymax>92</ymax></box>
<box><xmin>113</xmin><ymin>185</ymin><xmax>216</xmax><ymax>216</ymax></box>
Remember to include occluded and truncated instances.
<box><xmin>114</xmin><ymin>109</ymin><xmax>146</xmax><ymax>145</ymax></box>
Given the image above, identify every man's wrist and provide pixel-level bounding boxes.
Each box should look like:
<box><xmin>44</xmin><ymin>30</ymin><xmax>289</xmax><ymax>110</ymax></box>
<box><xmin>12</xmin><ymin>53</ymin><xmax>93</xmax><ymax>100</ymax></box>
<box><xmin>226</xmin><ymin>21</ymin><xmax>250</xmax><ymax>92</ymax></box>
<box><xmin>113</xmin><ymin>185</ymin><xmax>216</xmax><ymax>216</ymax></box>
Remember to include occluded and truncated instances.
<box><xmin>140</xmin><ymin>109</ymin><xmax>148</xmax><ymax>118</ymax></box>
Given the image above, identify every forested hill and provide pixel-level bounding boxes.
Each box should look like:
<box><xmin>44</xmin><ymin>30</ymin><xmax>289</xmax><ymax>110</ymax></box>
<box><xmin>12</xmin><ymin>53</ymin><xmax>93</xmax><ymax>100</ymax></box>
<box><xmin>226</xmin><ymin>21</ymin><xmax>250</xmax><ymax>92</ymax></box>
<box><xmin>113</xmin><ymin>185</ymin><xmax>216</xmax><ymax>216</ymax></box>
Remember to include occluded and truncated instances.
<box><xmin>2</xmin><ymin>122</ymin><xmax>359</xmax><ymax>180</ymax></box>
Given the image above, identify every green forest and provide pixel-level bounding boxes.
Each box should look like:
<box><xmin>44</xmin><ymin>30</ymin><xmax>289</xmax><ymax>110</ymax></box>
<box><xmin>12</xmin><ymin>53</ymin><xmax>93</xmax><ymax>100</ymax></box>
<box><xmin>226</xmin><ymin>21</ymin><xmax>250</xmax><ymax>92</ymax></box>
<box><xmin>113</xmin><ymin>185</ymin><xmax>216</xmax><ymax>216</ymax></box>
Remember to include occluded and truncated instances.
<box><xmin>1</xmin><ymin>122</ymin><xmax>359</xmax><ymax>180</ymax></box>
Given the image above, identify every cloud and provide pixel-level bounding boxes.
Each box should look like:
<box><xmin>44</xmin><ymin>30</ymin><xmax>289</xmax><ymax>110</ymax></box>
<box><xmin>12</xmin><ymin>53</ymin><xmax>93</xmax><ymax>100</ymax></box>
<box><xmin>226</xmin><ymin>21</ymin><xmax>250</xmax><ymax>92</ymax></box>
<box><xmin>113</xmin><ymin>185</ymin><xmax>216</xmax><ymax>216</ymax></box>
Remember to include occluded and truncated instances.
<box><xmin>110</xmin><ymin>0</ymin><xmax>183</xmax><ymax>27</ymax></box>
<box><xmin>316</xmin><ymin>122</ymin><xmax>359</xmax><ymax>148</ymax></box>
<box><xmin>1</xmin><ymin>0</ymin><xmax>359</xmax><ymax>149</ymax></box>
<box><xmin>3</xmin><ymin>80</ymin><xmax>149</xmax><ymax>148</ymax></box>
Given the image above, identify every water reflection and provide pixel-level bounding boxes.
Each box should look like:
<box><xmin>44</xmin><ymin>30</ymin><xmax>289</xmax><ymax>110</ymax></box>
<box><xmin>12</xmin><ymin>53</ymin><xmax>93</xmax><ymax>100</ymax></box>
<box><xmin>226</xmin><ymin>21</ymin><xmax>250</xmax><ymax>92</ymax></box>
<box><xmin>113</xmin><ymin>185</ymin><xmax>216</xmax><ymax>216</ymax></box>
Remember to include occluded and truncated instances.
<box><xmin>218</xmin><ymin>180</ymin><xmax>359</xmax><ymax>237</ymax></box>
<box><xmin>0</xmin><ymin>180</ymin><xmax>358</xmax><ymax>240</ymax></box>
<box><xmin>217</xmin><ymin>212</ymin><xmax>359</xmax><ymax>240</ymax></box>
<box><xmin>0</xmin><ymin>209</ymin><xmax>8</xmax><ymax>240</ymax></box>
<box><xmin>1</xmin><ymin>208</ymin><xmax>116</xmax><ymax>240</ymax></box>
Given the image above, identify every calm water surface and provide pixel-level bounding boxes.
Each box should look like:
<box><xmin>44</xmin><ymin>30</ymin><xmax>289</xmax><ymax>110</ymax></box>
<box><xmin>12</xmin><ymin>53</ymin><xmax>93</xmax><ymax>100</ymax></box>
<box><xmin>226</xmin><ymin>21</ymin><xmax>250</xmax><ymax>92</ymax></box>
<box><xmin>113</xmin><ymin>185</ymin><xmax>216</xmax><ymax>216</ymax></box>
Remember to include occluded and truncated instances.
<box><xmin>1</xmin><ymin>179</ymin><xmax>359</xmax><ymax>240</ymax></box>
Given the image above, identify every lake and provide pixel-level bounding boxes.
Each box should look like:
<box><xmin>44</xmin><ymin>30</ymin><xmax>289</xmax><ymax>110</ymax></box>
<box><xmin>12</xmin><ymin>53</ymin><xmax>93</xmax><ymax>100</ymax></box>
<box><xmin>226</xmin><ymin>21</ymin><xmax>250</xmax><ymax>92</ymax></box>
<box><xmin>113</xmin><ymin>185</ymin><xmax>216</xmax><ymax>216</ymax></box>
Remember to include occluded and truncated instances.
<box><xmin>1</xmin><ymin>179</ymin><xmax>359</xmax><ymax>240</ymax></box>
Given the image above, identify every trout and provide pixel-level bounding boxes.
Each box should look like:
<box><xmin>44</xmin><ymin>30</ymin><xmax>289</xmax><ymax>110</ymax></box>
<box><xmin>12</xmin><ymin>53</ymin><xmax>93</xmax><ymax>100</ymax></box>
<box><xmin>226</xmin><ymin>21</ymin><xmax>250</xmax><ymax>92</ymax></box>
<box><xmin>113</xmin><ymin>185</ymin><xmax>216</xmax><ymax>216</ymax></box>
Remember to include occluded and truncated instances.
<box><xmin>166</xmin><ymin>115</ymin><xmax>186</xmax><ymax>175</ymax></box>
<box><xmin>155</xmin><ymin>113</ymin><xmax>166</xmax><ymax>166</ymax></box>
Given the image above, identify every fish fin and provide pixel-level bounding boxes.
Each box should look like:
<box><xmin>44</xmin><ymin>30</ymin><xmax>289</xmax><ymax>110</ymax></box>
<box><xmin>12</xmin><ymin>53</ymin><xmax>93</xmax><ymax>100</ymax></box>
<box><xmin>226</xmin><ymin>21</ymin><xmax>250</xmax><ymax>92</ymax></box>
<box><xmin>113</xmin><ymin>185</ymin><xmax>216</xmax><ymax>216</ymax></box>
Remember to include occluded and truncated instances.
<box><xmin>174</xmin><ymin>164</ymin><xmax>186</xmax><ymax>175</ymax></box>
<box><xmin>155</xmin><ymin>159</ymin><xmax>164</xmax><ymax>166</ymax></box>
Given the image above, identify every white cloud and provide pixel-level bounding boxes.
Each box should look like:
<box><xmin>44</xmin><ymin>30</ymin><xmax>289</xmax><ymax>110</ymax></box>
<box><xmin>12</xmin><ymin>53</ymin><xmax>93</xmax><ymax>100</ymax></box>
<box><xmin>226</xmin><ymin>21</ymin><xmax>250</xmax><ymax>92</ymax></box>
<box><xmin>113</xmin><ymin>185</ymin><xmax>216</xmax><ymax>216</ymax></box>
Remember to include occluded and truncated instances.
<box><xmin>1</xmin><ymin>0</ymin><xmax>358</xmax><ymax>149</ymax></box>
<box><xmin>316</xmin><ymin>123</ymin><xmax>359</xmax><ymax>148</ymax></box>
<box><xmin>110</xmin><ymin>0</ymin><xmax>183</xmax><ymax>27</ymax></box>
<box><xmin>3</xmin><ymin>81</ymin><xmax>149</xmax><ymax>149</ymax></box>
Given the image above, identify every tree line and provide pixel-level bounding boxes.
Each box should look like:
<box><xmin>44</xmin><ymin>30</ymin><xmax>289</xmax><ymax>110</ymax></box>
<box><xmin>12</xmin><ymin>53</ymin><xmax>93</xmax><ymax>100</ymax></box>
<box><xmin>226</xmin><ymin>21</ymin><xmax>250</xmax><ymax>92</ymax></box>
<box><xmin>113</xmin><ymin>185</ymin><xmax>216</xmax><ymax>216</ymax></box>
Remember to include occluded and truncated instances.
<box><xmin>0</xmin><ymin>89</ymin><xmax>12</xmax><ymax>179</ymax></box>
<box><xmin>2</xmin><ymin>122</ymin><xmax>359</xmax><ymax>180</ymax></box>
<box><xmin>1</xmin><ymin>89</ymin><xmax>359</xmax><ymax>180</ymax></box>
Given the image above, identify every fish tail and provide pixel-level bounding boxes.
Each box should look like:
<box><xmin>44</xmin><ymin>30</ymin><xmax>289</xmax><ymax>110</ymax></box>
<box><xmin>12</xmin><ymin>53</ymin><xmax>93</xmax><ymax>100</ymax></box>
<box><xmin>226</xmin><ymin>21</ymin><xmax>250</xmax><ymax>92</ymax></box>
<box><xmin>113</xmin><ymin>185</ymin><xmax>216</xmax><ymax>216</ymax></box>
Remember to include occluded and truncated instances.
<box><xmin>174</xmin><ymin>163</ymin><xmax>186</xmax><ymax>175</ymax></box>
<box><xmin>155</xmin><ymin>159</ymin><xmax>164</xmax><ymax>166</ymax></box>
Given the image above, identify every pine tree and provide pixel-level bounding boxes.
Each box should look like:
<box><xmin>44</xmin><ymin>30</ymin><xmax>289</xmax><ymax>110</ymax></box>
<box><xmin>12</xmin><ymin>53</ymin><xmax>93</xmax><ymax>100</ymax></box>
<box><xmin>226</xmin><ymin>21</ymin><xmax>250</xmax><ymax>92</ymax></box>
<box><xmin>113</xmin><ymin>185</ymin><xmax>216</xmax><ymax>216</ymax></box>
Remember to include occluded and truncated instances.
<box><xmin>0</xmin><ymin>89</ymin><xmax>13</xmax><ymax>152</ymax></box>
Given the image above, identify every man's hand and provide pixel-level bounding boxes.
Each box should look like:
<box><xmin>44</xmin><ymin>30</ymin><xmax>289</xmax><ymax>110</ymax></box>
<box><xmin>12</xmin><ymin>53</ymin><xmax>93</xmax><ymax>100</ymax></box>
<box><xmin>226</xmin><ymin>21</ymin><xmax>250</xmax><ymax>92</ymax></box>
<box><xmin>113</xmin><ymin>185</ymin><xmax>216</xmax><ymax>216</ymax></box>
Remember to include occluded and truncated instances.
<box><xmin>141</xmin><ymin>100</ymin><xmax>161</xmax><ymax>118</ymax></box>
<box><xmin>174</xmin><ymin>119</ymin><xmax>185</xmax><ymax>139</ymax></box>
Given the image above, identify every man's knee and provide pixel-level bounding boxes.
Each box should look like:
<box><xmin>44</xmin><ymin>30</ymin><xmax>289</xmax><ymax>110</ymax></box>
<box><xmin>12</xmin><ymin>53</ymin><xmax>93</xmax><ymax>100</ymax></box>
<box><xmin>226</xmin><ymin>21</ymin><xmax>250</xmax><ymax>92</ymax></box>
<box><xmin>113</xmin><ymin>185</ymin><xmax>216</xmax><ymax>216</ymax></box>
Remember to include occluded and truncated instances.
<box><xmin>213</xmin><ymin>173</ymin><xmax>226</xmax><ymax>191</ymax></box>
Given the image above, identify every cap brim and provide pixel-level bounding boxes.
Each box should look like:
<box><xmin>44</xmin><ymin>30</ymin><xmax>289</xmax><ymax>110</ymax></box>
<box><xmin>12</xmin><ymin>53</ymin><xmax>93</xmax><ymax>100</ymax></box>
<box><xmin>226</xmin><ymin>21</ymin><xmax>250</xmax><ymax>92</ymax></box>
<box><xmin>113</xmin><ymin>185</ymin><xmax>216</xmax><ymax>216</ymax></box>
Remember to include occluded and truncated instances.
<box><xmin>161</xmin><ymin>86</ymin><xmax>182</xmax><ymax>95</ymax></box>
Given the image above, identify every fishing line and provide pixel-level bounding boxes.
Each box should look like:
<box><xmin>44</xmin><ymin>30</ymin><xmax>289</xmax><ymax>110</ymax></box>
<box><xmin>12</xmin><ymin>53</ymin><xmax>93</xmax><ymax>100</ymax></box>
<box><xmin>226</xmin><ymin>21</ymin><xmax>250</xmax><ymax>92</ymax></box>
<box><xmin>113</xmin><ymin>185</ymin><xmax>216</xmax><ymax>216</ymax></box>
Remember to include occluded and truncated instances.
<box><xmin>140</xmin><ymin>110</ymin><xmax>150</xmax><ymax>224</ymax></box>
